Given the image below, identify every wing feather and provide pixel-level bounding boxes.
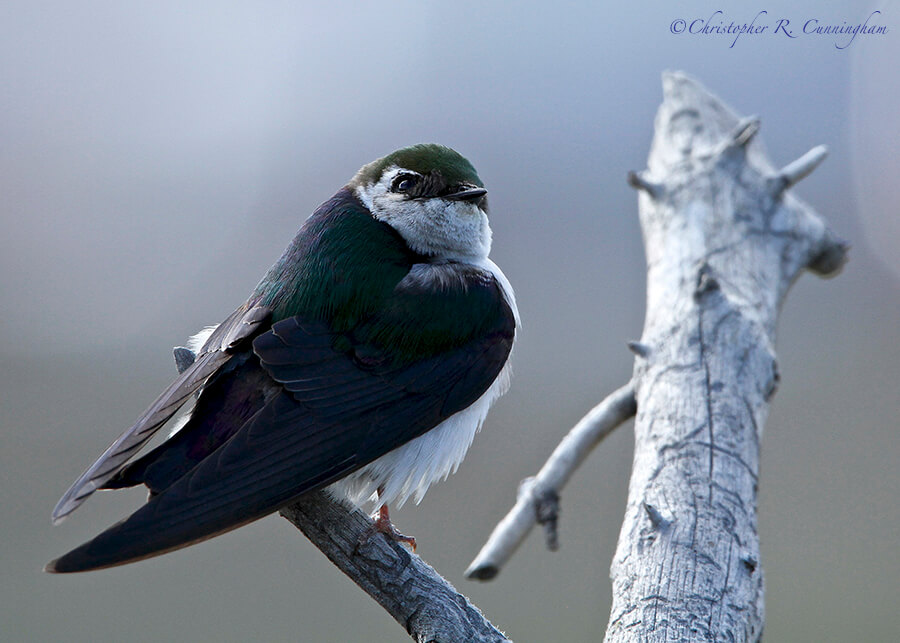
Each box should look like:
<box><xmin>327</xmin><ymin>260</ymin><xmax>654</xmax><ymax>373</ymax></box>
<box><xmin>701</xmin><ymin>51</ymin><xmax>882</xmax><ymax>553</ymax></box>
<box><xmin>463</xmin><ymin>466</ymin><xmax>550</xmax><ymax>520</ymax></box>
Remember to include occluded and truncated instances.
<box><xmin>51</xmin><ymin>304</ymin><xmax>271</xmax><ymax>523</ymax></box>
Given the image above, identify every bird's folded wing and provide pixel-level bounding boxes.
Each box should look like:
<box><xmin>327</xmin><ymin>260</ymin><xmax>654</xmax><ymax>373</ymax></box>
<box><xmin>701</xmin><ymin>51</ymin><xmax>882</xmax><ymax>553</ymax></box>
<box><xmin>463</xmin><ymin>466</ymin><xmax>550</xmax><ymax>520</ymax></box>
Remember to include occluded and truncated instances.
<box><xmin>47</xmin><ymin>294</ymin><xmax>514</xmax><ymax>572</ymax></box>
<box><xmin>51</xmin><ymin>303</ymin><xmax>271</xmax><ymax>524</ymax></box>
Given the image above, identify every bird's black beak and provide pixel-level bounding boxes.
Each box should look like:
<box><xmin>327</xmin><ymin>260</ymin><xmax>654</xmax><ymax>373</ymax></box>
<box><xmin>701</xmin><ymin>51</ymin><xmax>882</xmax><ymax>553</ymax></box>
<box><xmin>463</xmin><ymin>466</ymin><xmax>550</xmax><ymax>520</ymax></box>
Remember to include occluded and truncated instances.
<box><xmin>445</xmin><ymin>187</ymin><xmax>488</xmax><ymax>202</ymax></box>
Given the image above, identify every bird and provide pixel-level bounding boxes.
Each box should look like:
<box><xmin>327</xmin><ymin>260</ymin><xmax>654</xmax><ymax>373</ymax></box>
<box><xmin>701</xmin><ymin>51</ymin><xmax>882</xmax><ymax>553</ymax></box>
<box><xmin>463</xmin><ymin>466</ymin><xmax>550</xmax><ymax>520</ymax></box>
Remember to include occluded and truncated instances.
<box><xmin>47</xmin><ymin>143</ymin><xmax>518</xmax><ymax>573</ymax></box>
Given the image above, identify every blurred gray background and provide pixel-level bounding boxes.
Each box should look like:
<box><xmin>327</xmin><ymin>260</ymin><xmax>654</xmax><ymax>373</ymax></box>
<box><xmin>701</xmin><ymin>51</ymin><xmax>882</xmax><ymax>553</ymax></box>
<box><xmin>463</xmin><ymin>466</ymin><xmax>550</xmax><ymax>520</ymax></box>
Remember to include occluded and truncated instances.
<box><xmin>2</xmin><ymin>1</ymin><xmax>897</xmax><ymax>641</ymax></box>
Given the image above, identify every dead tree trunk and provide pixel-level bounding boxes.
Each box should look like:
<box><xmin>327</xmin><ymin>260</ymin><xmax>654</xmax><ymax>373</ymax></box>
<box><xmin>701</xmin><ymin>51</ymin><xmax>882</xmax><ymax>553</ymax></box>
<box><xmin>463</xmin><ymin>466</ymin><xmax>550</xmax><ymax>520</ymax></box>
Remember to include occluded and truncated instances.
<box><xmin>605</xmin><ymin>72</ymin><xmax>846</xmax><ymax>641</ymax></box>
<box><xmin>466</xmin><ymin>71</ymin><xmax>846</xmax><ymax>643</ymax></box>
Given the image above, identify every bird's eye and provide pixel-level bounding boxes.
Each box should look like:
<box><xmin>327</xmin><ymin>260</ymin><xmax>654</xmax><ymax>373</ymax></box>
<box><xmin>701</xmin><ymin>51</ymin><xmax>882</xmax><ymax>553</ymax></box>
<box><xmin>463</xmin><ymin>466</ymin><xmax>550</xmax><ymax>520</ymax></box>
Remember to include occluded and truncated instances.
<box><xmin>391</xmin><ymin>173</ymin><xmax>419</xmax><ymax>193</ymax></box>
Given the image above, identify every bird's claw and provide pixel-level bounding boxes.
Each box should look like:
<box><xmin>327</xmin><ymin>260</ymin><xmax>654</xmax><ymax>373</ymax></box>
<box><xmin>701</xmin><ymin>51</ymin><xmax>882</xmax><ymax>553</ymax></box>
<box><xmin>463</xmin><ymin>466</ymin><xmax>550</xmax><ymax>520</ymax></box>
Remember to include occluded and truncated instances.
<box><xmin>357</xmin><ymin>505</ymin><xmax>417</xmax><ymax>552</ymax></box>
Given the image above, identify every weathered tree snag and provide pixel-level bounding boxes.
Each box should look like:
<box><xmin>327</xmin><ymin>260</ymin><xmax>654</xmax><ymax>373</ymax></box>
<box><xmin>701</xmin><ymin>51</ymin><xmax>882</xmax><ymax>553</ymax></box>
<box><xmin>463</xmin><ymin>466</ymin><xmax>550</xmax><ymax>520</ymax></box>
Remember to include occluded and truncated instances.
<box><xmin>281</xmin><ymin>494</ymin><xmax>511</xmax><ymax>643</ymax></box>
<box><xmin>466</xmin><ymin>70</ymin><xmax>846</xmax><ymax>641</ymax></box>
<box><xmin>604</xmin><ymin>72</ymin><xmax>846</xmax><ymax>641</ymax></box>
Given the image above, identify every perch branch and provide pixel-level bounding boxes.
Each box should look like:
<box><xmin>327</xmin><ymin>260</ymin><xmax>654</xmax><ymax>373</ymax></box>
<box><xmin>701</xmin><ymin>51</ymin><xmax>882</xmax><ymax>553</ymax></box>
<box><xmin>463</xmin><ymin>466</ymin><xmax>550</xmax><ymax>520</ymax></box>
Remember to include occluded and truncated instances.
<box><xmin>281</xmin><ymin>494</ymin><xmax>510</xmax><ymax>643</ymax></box>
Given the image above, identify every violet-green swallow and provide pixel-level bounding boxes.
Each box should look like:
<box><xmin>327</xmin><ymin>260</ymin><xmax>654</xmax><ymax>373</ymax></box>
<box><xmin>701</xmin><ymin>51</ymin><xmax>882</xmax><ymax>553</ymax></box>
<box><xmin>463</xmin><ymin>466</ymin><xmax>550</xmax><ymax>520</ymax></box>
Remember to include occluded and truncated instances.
<box><xmin>47</xmin><ymin>144</ymin><xmax>518</xmax><ymax>573</ymax></box>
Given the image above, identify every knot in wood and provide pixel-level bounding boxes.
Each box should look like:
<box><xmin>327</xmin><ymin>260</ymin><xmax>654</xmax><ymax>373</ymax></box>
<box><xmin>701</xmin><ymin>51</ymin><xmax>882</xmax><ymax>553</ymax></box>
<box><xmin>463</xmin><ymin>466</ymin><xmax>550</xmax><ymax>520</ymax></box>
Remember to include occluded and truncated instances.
<box><xmin>694</xmin><ymin>264</ymin><xmax>720</xmax><ymax>300</ymax></box>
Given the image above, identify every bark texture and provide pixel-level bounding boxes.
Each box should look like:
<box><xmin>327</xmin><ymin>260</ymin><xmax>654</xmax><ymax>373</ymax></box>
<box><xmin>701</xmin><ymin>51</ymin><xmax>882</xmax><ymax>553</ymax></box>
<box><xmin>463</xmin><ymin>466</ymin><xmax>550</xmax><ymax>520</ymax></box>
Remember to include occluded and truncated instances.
<box><xmin>604</xmin><ymin>72</ymin><xmax>846</xmax><ymax>642</ymax></box>
<box><xmin>281</xmin><ymin>493</ymin><xmax>510</xmax><ymax>643</ymax></box>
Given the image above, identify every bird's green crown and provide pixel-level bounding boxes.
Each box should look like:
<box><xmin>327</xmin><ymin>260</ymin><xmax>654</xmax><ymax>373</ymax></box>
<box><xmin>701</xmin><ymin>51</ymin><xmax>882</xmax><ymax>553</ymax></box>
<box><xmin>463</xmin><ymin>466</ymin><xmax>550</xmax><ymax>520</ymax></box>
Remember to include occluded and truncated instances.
<box><xmin>351</xmin><ymin>143</ymin><xmax>483</xmax><ymax>189</ymax></box>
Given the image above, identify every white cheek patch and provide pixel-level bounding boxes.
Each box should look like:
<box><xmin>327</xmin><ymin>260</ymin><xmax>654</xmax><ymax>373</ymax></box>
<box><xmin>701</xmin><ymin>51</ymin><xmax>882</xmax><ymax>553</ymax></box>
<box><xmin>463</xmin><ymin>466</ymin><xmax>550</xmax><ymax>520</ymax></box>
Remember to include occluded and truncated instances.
<box><xmin>381</xmin><ymin>198</ymin><xmax>492</xmax><ymax>259</ymax></box>
<box><xmin>355</xmin><ymin>166</ymin><xmax>492</xmax><ymax>261</ymax></box>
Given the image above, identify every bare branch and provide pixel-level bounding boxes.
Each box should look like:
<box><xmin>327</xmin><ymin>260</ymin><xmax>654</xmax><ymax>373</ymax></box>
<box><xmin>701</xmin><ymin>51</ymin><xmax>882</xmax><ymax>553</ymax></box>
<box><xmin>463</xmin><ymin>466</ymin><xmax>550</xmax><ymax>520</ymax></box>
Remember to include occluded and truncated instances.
<box><xmin>281</xmin><ymin>493</ymin><xmax>511</xmax><ymax>643</ymax></box>
<box><xmin>466</xmin><ymin>382</ymin><xmax>636</xmax><ymax>581</ymax></box>
<box><xmin>770</xmin><ymin>144</ymin><xmax>829</xmax><ymax>195</ymax></box>
<box><xmin>723</xmin><ymin>116</ymin><xmax>761</xmax><ymax>150</ymax></box>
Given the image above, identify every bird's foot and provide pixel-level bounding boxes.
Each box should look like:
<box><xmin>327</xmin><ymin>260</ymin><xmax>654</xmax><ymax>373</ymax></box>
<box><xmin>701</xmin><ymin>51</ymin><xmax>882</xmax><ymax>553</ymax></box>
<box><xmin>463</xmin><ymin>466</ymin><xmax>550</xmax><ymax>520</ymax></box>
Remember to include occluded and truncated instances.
<box><xmin>359</xmin><ymin>504</ymin><xmax>417</xmax><ymax>552</ymax></box>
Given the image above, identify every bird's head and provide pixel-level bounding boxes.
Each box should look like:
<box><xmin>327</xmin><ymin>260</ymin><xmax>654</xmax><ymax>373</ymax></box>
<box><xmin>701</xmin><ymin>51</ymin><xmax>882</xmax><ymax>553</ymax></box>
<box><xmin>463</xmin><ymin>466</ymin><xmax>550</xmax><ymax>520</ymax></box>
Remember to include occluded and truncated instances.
<box><xmin>350</xmin><ymin>144</ymin><xmax>492</xmax><ymax>261</ymax></box>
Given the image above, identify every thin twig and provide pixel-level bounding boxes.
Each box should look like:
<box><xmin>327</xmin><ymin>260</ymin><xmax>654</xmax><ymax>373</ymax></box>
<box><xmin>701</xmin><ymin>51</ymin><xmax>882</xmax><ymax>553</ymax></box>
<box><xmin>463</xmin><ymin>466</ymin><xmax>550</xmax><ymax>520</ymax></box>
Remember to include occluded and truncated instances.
<box><xmin>465</xmin><ymin>382</ymin><xmax>636</xmax><ymax>581</ymax></box>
